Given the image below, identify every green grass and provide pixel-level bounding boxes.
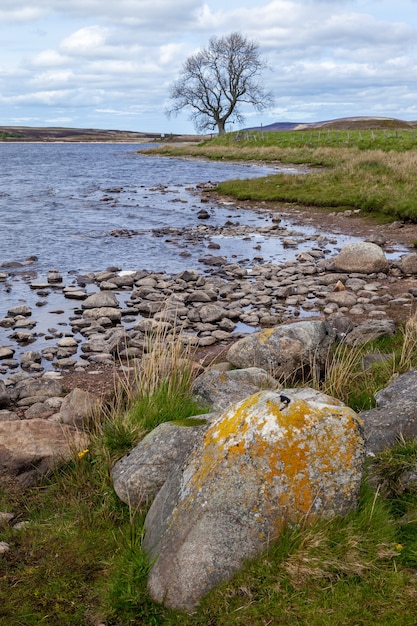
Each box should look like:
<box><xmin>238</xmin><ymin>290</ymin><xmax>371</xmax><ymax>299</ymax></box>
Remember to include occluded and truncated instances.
<box><xmin>188</xmin><ymin>481</ymin><xmax>417</xmax><ymax>626</ymax></box>
<box><xmin>212</xmin><ymin>127</ymin><xmax>417</xmax><ymax>152</ymax></box>
<box><xmin>214</xmin><ymin>149</ymin><xmax>417</xmax><ymax>222</ymax></box>
<box><xmin>143</xmin><ymin>128</ymin><xmax>417</xmax><ymax>222</ymax></box>
<box><xmin>2</xmin><ymin>325</ymin><xmax>417</xmax><ymax>625</ymax></box>
<box><xmin>2</xmin><ymin>459</ymin><xmax>417</xmax><ymax>626</ymax></box>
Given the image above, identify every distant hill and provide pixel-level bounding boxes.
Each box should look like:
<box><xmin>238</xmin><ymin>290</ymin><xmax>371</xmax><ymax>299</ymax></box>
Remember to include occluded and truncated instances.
<box><xmin>2</xmin><ymin>118</ymin><xmax>416</xmax><ymax>142</ymax></box>
<box><xmin>246</xmin><ymin>116</ymin><xmax>417</xmax><ymax>132</ymax></box>
<box><xmin>0</xmin><ymin>126</ymin><xmax>202</xmax><ymax>143</ymax></box>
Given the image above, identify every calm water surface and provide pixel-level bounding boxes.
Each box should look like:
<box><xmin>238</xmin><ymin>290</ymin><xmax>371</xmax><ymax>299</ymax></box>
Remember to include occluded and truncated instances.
<box><xmin>0</xmin><ymin>142</ymin><xmax>281</xmax><ymax>275</ymax></box>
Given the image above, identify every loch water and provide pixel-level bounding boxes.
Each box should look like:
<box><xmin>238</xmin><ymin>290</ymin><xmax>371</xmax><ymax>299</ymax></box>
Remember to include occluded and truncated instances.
<box><xmin>0</xmin><ymin>142</ymin><xmax>399</xmax><ymax>372</ymax></box>
<box><xmin>0</xmin><ymin>142</ymin><xmax>281</xmax><ymax>275</ymax></box>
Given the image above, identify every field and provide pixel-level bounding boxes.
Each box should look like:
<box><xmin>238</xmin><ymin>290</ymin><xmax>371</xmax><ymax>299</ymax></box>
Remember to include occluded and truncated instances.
<box><xmin>2</xmin><ymin>326</ymin><xmax>417</xmax><ymax>625</ymax></box>
<box><xmin>146</xmin><ymin>125</ymin><xmax>417</xmax><ymax>223</ymax></box>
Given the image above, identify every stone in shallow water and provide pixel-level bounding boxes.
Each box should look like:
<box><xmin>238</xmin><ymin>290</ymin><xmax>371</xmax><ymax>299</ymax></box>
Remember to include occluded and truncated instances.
<box><xmin>0</xmin><ymin>347</ymin><xmax>14</xmax><ymax>360</ymax></box>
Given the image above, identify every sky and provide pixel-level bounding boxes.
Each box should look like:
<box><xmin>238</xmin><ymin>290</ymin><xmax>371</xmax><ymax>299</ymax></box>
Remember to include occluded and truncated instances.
<box><xmin>1</xmin><ymin>0</ymin><xmax>417</xmax><ymax>134</ymax></box>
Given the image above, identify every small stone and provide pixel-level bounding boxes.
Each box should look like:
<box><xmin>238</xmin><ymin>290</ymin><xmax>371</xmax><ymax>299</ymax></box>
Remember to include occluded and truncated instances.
<box><xmin>7</xmin><ymin>305</ymin><xmax>31</xmax><ymax>318</ymax></box>
<box><xmin>0</xmin><ymin>512</ymin><xmax>14</xmax><ymax>524</ymax></box>
<box><xmin>333</xmin><ymin>280</ymin><xmax>345</xmax><ymax>292</ymax></box>
<box><xmin>0</xmin><ymin>347</ymin><xmax>14</xmax><ymax>360</ymax></box>
<box><xmin>57</xmin><ymin>337</ymin><xmax>78</xmax><ymax>348</ymax></box>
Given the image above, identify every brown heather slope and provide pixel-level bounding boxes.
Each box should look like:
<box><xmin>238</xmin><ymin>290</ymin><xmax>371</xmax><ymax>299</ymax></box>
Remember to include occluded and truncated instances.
<box><xmin>0</xmin><ymin>126</ymin><xmax>202</xmax><ymax>143</ymax></box>
<box><xmin>248</xmin><ymin>116</ymin><xmax>417</xmax><ymax>132</ymax></box>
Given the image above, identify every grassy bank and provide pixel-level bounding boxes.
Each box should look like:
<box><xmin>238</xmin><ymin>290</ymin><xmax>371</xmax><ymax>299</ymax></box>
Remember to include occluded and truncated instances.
<box><xmin>144</xmin><ymin>129</ymin><xmax>417</xmax><ymax>223</ymax></box>
<box><xmin>1</xmin><ymin>323</ymin><xmax>417</xmax><ymax>625</ymax></box>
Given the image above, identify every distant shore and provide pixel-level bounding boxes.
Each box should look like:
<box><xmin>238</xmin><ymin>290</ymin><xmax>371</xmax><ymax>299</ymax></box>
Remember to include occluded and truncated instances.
<box><xmin>0</xmin><ymin>126</ymin><xmax>203</xmax><ymax>143</ymax></box>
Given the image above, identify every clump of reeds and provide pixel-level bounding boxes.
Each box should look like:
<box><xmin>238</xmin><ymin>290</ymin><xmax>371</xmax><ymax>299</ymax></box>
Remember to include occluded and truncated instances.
<box><xmin>92</xmin><ymin>315</ymin><xmax>203</xmax><ymax>466</ymax></box>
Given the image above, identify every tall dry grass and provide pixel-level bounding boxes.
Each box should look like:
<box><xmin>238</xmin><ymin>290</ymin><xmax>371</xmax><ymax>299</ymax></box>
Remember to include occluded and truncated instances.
<box><xmin>92</xmin><ymin>317</ymin><xmax>202</xmax><ymax>467</ymax></box>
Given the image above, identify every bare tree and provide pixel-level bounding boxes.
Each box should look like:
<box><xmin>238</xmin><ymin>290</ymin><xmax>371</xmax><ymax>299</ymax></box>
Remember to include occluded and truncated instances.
<box><xmin>167</xmin><ymin>32</ymin><xmax>274</xmax><ymax>135</ymax></box>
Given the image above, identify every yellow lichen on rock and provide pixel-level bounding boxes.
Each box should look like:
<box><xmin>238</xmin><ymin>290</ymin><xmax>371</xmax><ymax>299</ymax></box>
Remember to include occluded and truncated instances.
<box><xmin>258</xmin><ymin>327</ymin><xmax>276</xmax><ymax>344</ymax></box>
<box><xmin>180</xmin><ymin>390</ymin><xmax>364</xmax><ymax>525</ymax></box>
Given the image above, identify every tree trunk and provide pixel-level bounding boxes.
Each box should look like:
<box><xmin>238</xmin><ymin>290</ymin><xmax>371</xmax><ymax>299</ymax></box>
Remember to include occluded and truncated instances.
<box><xmin>217</xmin><ymin>120</ymin><xmax>226</xmax><ymax>135</ymax></box>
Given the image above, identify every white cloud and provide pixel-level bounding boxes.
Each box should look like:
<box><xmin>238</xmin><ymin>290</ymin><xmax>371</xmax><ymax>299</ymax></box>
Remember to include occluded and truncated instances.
<box><xmin>29</xmin><ymin>69</ymin><xmax>75</xmax><ymax>86</ymax></box>
<box><xmin>159</xmin><ymin>43</ymin><xmax>186</xmax><ymax>66</ymax></box>
<box><xmin>45</xmin><ymin>116</ymin><xmax>74</xmax><ymax>123</ymax></box>
<box><xmin>31</xmin><ymin>49</ymin><xmax>70</xmax><ymax>67</ymax></box>
<box><xmin>60</xmin><ymin>25</ymin><xmax>109</xmax><ymax>55</ymax></box>
<box><xmin>0</xmin><ymin>5</ymin><xmax>45</xmax><ymax>21</ymax></box>
<box><xmin>8</xmin><ymin>89</ymin><xmax>73</xmax><ymax>105</ymax></box>
<box><xmin>0</xmin><ymin>0</ymin><xmax>202</xmax><ymax>27</ymax></box>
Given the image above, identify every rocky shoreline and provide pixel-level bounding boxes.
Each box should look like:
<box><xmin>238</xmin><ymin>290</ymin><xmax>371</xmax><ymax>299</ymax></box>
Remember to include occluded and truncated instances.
<box><xmin>2</xmin><ymin>189</ymin><xmax>417</xmax><ymax>412</ymax></box>
<box><xmin>2</xmin><ymin>196</ymin><xmax>417</xmax><ymax>485</ymax></box>
<box><xmin>0</xmin><ymin>239</ymin><xmax>415</xmax><ymax>366</ymax></box>
<box><xmin>0</xmin><ymin>236</ymin><xmax>417</xmax><ymax>402</ymax></box>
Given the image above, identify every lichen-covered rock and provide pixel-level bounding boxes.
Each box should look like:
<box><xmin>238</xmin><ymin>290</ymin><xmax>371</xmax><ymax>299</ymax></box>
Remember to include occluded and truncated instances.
<box><xmin>226</xmin><ymin>320</ymin><xmax>335</xmax><ymax>379</ymax></box>
<box><xmin>143</xmin><ymin>388</ymin><xmax>365</xmax><ymax>612</ymax></box>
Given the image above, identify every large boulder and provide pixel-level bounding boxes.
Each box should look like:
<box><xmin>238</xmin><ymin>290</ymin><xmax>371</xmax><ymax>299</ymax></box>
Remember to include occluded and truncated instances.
<box><xmin>191</xmin><ymin>366</ymin><xmax>278</xmax><ymax>411</ymax></box>
<box><xmin>0</xmin><ymin>419</ymin><xmax>89</xmax><ymax>488</ymax></box>
<box><xmin>143</xmin><ymin>388</ymin><xmax>365</xmax><ymax>612</ymax></box>
<box><xmin>112</xmin><ymin>418</ymin><xmax>212</xmax><ymax>508</ymax></box>
<box><xmin>332</xmin><ymin>242</ymin><xmax>388</xmax><ymax>274</ymax></box>
<box><xmin>226</xmin><ymin>320</ymin><xmax>335</xmax><ymax>380</ymax></box>
<box><xmin>360</xmin><ymin>370</ymin><xmax>417</xmax><ymax>453</ymax></box>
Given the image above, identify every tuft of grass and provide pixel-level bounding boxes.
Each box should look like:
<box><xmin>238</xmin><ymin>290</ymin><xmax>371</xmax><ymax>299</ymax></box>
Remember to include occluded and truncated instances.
<box><xmin>317</xmin><ymin>340</ymin><xmax>394</xmax><ymax>412</ymax></box>
<box><xmin>398</xmin><ymin>314</ymin><xmax>417</xmax><ymax>372</ymax></box>
<box><xmin>94</xmin><ymin>320</ymin><xmax>205</xmax><ymax>466</ymax></box>
<box><xmin>370</xmin><ymin>437</ymin><xmax>417</xmax><ymax>499</ymax></box>
<box><xmin>0</xmin><ymin>325</ymin><xmax>205</xmax><ymax>626</ymax></box>
<box><xmin>368</xmin><ymin>438</ymin><xmax>417</xmax><ymax>572</ymax></box>
<box><xmin>301</xmin><ymin>318</ymin><xmax>417</xmax><ymax>412</ymax></box>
